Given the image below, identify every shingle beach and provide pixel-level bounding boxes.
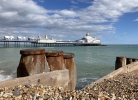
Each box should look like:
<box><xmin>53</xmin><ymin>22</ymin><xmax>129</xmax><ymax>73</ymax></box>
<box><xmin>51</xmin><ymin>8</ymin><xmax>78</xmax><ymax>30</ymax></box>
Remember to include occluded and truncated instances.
<box><xmin>1</xmin><ymin>70</ymin><xmax>138</xmax><ymax>100</ymax></box>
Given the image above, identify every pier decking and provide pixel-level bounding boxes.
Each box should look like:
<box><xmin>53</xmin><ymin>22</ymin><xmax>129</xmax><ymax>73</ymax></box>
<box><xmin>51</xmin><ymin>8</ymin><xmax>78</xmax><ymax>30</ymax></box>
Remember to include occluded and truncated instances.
<box><xmin>0</xmin><ymin>40</ymin><xmax>103</xmax><ymax>47</ymax></box>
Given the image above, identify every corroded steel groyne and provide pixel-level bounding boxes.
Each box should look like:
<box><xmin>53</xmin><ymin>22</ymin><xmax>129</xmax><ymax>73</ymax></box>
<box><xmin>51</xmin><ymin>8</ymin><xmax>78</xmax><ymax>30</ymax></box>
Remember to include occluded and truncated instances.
<box><xmin>17</xmin><ymin>49</ymin><xmax>49</xmax><ymax>77</ymax></box>
<box><xmin>63</xmin><ymin>53</ymin><xmax>77</xmax><ymax>90</ymax></box>
<box><xmin>45</xmin><ymin>50</ymin><xmax>66</xmax><ymax>71</ymax></box>
<box><xmin>1</xmin><ymin>49</ymin><xmax>77</xmax><ymax>90</ymax></box>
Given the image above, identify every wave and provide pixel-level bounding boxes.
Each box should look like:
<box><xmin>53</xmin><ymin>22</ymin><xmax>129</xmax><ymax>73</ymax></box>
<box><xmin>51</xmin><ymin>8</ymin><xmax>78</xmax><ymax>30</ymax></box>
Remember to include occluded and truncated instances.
<box><xmin>78</xmin><ymin>77</ymin><xmax>98</xmax><ymax>83</ymax></box>
<box><xmin>0</xmin><ymin>70</ymin><xmax>14</xmax><ymax>81</ymax></box>
<box><xmin>0</xmin><ymin>61</ymin><xmax>5</xmax><ymax>64</ymax></box>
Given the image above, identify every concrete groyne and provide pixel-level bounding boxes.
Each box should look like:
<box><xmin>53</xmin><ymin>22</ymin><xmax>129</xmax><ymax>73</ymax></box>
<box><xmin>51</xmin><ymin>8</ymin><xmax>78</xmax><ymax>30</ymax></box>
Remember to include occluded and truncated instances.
<box><xmin>81</xmin><ymin>57</ymin><xmax>138</xmax><ymax>99</ymax></box>
<box><xmin>0</xmin><ymin>70</ymin><xmax>69</xmax><ymax>89</ymax></box>
<box><xmin>86</xmin><ymin>56</ymin><xmax>138</xmax><ymax>87</ymax></box>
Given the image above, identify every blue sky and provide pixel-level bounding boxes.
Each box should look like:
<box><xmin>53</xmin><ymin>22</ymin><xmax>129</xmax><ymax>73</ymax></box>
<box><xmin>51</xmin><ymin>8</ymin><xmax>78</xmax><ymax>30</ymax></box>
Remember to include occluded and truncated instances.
<box><xmin>0</xmin><ymin>0</ymin><xmax>138</xmax><ymax>44</ymax></box>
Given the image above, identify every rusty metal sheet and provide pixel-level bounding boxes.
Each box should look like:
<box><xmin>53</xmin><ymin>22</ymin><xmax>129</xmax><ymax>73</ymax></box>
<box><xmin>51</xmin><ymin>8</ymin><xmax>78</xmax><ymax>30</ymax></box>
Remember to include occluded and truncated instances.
<box><xmin>63</xmin><ymin>52</ymin><xmax>76</xmax><ymax>90</ymax></box>
<box><xmin>17</xmin><ymin>49</ymin><xmax>49</xmax><ymax>77</ymax></box>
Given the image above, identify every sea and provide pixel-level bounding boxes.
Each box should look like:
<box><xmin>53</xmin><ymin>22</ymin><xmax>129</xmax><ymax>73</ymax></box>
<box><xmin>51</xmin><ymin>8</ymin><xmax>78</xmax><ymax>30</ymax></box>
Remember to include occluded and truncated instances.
<box><xmin>0</xmin><ymin>44</ymin><xmax>138</xmax><ymax>90</ymax></box>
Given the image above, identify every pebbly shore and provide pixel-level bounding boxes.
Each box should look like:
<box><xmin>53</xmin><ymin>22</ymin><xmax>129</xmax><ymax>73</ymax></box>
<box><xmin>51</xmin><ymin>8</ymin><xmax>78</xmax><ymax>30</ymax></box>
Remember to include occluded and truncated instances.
<box><xmin>1</xmin><ymin>70</ymin><xmax>138</xmax><ymax>100</ymax></box>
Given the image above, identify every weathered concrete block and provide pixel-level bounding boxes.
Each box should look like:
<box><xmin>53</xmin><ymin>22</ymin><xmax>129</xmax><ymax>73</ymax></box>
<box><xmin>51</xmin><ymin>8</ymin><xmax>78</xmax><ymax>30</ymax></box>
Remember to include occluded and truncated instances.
<box><xmin>0</xmin><ymin>69</ymin><xmax>69</xmax><ymax>89</ymax></box>
<box><xmin>115</xmin><ymin>56</ymin><xmax>126</xmax><ymax>70</ymax></box>
<box><xmin>17</xmin><ymin>49</ymin><xmax>49</xmax><ymax>77</ymax></box>
<box><xmin>45</xmin><ymin>50</ymin><xmax>66</xmax><ymax>71</ymax></box>
<box><xmin>132</xmin><ymin>58</ymin><xmax>138</xmax><ymax>62</ymax></box>
<box><xmin>63</xmin><ymin>52</ymin><xmax>77</xmax><ymax>90</ymax></box>
<box><xmin>126</xmin><ymin>58</ymin><xmax>133</xmax><ymax>65</ymax></box>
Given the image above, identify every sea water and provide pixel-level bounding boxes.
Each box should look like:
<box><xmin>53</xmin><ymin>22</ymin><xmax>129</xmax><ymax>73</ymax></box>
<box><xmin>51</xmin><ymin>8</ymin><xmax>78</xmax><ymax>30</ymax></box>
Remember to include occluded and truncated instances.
<box><xmin>0</xmin><ymin>45</ymin><xmax>138</xmax><ymax>89</ymax></box>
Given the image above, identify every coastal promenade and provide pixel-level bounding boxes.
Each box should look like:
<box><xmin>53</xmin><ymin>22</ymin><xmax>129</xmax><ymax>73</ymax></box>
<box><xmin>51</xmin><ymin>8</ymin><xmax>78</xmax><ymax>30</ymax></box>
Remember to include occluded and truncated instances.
<box><xmin>0</xmin><ymin>40</ymin><xmax>102</xmax><ymax>47</ymax></box>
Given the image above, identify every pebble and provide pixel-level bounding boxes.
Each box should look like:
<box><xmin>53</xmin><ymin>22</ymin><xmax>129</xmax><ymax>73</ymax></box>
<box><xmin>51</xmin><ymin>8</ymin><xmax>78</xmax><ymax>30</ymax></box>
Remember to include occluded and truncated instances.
<box><xmin>1</xmin><ymin>70</ymin><xmax>138</xmax><ymax>99</ymax></box>
<box><xmin>12</xmin><ymin>88</ymin><xmax>20</xmax><ymax>96</ymax></box>
<box><xmin>24</xmin><ymin>84</ymin><xmax>32</xmax><ymax>88</ymax></box>
<box><xmin>3</xmin><ymin>93</ymin><xmax>11</xmax><ymax>98</ymax></box>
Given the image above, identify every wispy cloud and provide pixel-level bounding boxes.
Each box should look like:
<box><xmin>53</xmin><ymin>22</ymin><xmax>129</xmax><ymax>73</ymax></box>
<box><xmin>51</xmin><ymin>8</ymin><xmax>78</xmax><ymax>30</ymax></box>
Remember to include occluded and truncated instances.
<box><xmin>71</xmin><ymin>0</ymin><xmax>92</xmax><ymax>4</ymax></box>
<box><xmin>134</xmin><ymin>18</ymin><xmax>138</xmax><ymax>21</ymax></box>
<box><xmin>71</xmin><ymin>0</ymin><xmax>78</xmax><ymax>4</ymax></box>
<box><xmin>39</xmin><ymin>0</ymin><xmax>44</xmax><ymax>3</ymax></box>
<box><xmin>77</xmin><ymin>0</ymin><xmax>92</xmax><ymax>3</ymax></box>
<box><xmin>122</xmin><ymin>32</ymin><xmax>128</xmax><ymax>35</ymax></box>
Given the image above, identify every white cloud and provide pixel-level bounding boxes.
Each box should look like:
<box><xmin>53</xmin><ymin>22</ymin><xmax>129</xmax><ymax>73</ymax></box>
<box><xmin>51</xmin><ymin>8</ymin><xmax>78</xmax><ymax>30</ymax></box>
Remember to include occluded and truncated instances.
<box><xmin>81</xmin><ymin>0</ymin><xmax>138</xmax><ymax>23</ymax></box>
<box><xmin>71</xmin><ymin>0</ymin><xmax>78</xmax><ymax>4</ymax></box>
<box><xmin>134</xmin><ymin>18</ymin><xmax>138</xmax><ymax>21</ymax></box>
<box><xmin>59</xmin><ymin>10</ymin><xmax>77</xmax><ymax>18</ymax></box>
<box><xmin>0</xmin><ymin>12</ymin><xmax>17</xmax><ymax>18</ymax></box>
<box><xmin>51</xmin><ymin>14</ymin><xmax>62</xmax><ymax>18</ymax></box>
<box><xmin>0</xmin><ymin>0</ymin><xmax>138</xmax><ymax>41</ymax></box>
<box><xmin>0</xmin><ymin>0</ymin><xmax>48</xmax><ymax>28</ymax></box>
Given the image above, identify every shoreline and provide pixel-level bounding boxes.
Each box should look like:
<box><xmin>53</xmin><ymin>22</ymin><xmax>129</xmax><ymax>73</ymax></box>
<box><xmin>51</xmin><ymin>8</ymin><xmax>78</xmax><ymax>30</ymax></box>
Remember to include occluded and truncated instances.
<box><xmin>1</xmin><ymin>69</ymin><xmax>138</xmax><ymax>99</ymax></box>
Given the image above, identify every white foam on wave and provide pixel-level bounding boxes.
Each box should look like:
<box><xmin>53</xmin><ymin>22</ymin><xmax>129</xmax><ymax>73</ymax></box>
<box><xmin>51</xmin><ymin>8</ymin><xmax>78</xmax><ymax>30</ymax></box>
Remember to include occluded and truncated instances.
<box><xmin>0</xmin><ymin>61</ymin><xmax>5</xmax><ymax>64</ymax></box>
<box><xmin>78</xmin><ymin>77</ymin><xmax>87</xmax><ymax>82</ymax></box>
<box><xmin>0</xmin><ymin>70</ymin><xmax>5</xmax><ymax>73</ymax></box>
<box><xmin>78</xmin><ymin>77</ymin><xmax>98</xmax><ymax>83</ymax></box>
<box><xmin>0</xmin><ymin>70</ymin><xmax>14</xmax><ymax>81</ymax></box>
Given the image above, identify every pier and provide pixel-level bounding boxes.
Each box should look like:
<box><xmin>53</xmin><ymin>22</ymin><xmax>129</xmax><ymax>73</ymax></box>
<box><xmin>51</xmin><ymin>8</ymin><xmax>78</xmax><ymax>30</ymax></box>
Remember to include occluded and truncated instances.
<box><xmin>0</xmin><ymin>40</ymin><xmax>102</xmax><ymax>47</ymax></box>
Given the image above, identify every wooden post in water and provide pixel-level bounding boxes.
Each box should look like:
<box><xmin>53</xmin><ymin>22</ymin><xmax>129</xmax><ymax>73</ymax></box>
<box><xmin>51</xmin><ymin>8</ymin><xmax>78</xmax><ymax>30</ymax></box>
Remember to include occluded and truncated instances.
<box><xmin>115</xmin><ymin>56</ymin><xmax>126</xmax><ymax>70</ymax></box>
<box><xmin>126</xmin><ymin>58</ymin><xmax>133</xmax><ymax>65</ymax></box>
<box><xmin>17</xmin><ymin>49</ymin><xmax>49</xmax><ymax>77</ymax></box>
<box><xmin>45</xmin><ymin>50</ymin><xmax>66</xmax><ymax>71</ymax></box>
<box><xmin>63</xmin><ymin>52</ymin><xmax>77</xmax><ymax>90</ymax></box>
